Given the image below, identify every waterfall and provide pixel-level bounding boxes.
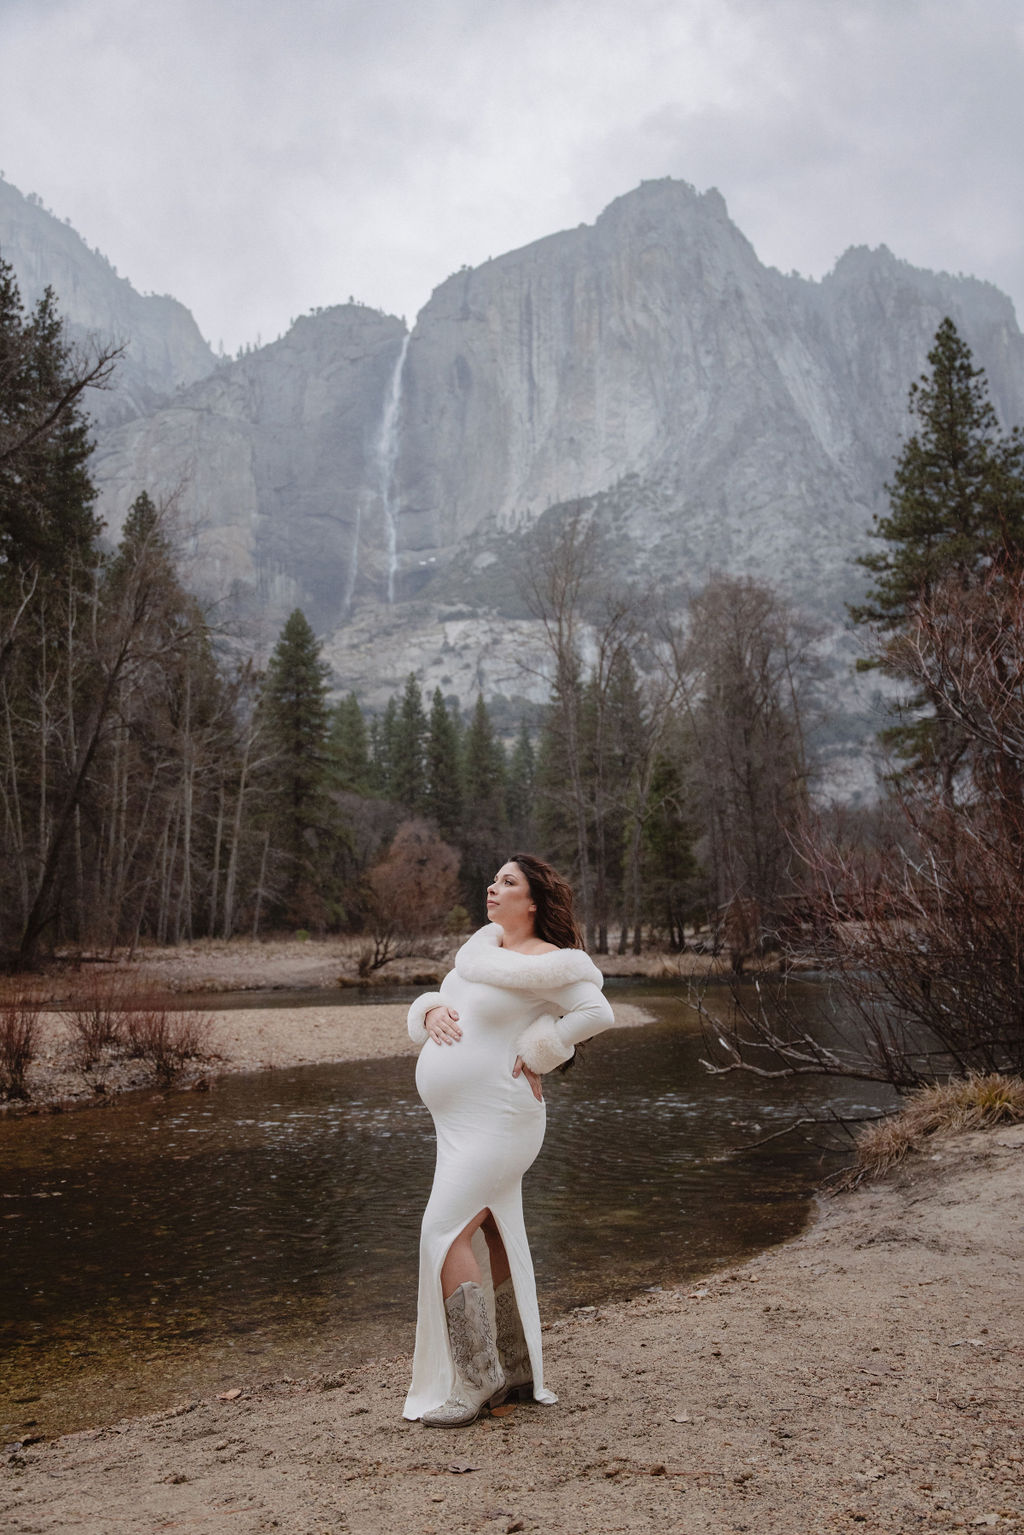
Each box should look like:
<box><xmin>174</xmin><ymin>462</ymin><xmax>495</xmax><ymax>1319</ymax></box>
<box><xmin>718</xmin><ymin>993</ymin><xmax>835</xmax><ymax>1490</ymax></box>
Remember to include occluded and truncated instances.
<box><xmin>375</xmin><ymin>333</ymin><xmax>410</xmax><ymax>604</ymax></box>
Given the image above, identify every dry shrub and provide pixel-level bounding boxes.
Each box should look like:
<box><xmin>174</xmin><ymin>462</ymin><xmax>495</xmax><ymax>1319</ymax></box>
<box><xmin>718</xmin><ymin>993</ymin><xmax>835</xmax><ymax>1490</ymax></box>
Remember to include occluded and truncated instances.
<box><xmin>66</xmin><ymin>977</ymin><xmax>135</xmax><ymax>1064</ymax></box>
<box><xmin>123</xmin><ymin>1006</ymin><xmax>215</xmax><ymax>1086</ymax></box>
<box><xmin>707</xmin><ymin>571</ymin><xmax>1024</xmax><ymax>1093</ymax></box>
<box><xmin>360</xmin><ymin>820</ymin><xmax>460</xmax><ymax>975</ymax></box>
<box><xmin>839</xmin><ymin>1072</ymin><xmax>1024</xmax><ymax>1188</ymax></box>
<box><xmin>0</xmin><ymin>997</ymin><xmax>40</xmax><ymax>1100</ymax></box>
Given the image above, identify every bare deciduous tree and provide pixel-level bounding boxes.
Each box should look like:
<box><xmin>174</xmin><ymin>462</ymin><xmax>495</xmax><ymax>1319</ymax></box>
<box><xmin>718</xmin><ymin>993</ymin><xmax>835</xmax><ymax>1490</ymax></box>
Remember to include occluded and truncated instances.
<box><xmin>361</xmin><ymin>819</ymin><xmax>460</xmax><ymax>974</ymax></box>
<box><xmin>680</xmin><ymin>574</ymin><xmax>820</xmax><ymax>969</ymax></box>
<box><xmin>703</xmin><ymin>568</ymin><xmax>1024</xmax><ymax>1089</ymax></box>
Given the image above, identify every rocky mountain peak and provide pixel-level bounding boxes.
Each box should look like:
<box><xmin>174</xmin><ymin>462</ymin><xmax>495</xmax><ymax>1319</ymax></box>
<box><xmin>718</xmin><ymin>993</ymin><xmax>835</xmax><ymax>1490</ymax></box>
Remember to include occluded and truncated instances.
<box><xmin>0</xmin><ymin>175</ymin><xmax>216</xmax><ymax>425</ymax></box>
<box><xmin>6</xmin><ymin>172</ymin><xmax>1024</xmax><ymax>738</ymax></box>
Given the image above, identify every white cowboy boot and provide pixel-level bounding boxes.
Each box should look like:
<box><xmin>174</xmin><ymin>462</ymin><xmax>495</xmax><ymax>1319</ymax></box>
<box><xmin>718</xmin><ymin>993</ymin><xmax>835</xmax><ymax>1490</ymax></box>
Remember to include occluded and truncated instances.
<box><xmin>421</xmin><ymin>1281</ymin><xmax>506</xmax><ymax>1427</ymax></box>
<box><xmin>490</xmin><ymin>1277</ymin><xmax>533</xmax><ymax>1405</ymax></box>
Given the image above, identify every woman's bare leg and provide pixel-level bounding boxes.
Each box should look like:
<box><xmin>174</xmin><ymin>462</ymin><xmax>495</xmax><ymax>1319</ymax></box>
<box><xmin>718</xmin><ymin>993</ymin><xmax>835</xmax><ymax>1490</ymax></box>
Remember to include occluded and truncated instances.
<box><xmin>481</xmin><ymin>1212</ymin><xmax>511</xmax><ymax>1287</ymax></box>
<box><xmin>440</xmin><ymin>1208</ymin><xmax>489</xmax><ymax>1297</ymax></box>
<box><xmin>441</xmin><ymin>1208</ymin><xmax>513</xmax><ymax>1295</ymax></box>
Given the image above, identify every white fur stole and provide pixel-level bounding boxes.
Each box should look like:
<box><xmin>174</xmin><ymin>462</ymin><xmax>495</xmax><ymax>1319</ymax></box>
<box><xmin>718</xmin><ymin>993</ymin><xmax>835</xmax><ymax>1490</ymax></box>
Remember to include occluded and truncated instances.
<box><xmin>454</xmin><ymin>923</ymin><xmax>603</xmax><ymax>991</ymax></box>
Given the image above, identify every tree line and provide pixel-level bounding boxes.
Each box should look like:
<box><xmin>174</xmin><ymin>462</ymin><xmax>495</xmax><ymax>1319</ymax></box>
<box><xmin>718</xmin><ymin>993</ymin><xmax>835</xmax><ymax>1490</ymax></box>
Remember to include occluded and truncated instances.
<box><xmin>240</xmin><ymin>562</ymin><xmax>819</xmax><ymax>964</ymax></box>
<box><xmin>708</xmin><ymin>316</ymin><xmax>1024</xmax><ymax>1087</ymax></box>
<box><xmin>0</xmin><ymin>254</ymin><xmax>822</xmax><ymax>964</ymax></box>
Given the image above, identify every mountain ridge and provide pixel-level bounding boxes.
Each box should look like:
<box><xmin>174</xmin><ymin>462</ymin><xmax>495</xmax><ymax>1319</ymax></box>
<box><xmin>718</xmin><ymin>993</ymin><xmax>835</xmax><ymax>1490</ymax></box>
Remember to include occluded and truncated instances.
<box><xmin>0</xmin><ymin>176</ymin><xmax>218</xmax><ymax>425</ymax></box>
<box><xmin>3</xmin><ymin>174</ymin><xmax>1023</xmax><ymax>747</ymax></box>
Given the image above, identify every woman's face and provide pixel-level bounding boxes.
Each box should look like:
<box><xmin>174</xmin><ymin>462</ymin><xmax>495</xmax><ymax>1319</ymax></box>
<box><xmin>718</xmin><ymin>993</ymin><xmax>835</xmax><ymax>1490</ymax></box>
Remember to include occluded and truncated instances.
<box><xmin>486</xmin><ymin>862</ymin><xmax>537</xmax><ymax>933</ymax></box>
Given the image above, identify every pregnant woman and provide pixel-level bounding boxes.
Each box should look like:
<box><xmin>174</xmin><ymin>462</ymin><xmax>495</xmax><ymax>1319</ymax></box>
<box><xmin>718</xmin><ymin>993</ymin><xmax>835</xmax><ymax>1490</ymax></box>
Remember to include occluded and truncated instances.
<box><xmin>403</xmin><ymin>853</ymin><xmax>614</xmax><ymax>1427</ymax></box>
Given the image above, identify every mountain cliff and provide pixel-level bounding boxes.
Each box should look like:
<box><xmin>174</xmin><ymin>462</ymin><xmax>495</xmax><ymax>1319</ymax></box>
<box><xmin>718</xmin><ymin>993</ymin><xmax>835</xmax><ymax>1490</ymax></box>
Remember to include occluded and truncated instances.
<box><xmin>0</xmin><ymin>176</ymin><xmax>216</xmax><ymax>424</ymax></box>
<box><xmin>4</xmin><ymin>174</ymin><xmax>1024</xmax><ymax>722</ymax></box>
<box><xmin>93</xmin><ymin>305</ymin><xmax>407</xmax><ymax>634</ymax></box>
<box><xmin>394</xmin><ymin>181</ymin><xmax>1024</xmax><ymax>615</ymax></box>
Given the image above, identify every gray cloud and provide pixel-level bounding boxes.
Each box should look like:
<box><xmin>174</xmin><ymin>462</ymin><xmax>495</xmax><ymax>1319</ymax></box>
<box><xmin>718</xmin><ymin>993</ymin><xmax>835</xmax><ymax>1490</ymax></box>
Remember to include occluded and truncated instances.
<box><xmin>1</xmin><ymin>0</ymin><xmax>1022</xmax><ymax>352</ymax></box>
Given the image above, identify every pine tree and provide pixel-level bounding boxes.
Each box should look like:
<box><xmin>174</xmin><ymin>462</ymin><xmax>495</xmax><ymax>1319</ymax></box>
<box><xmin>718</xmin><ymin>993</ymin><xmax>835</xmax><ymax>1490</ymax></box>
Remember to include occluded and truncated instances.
<box><xmin>391</xmin><ymin>673</ymin><xmax>427</xmax><ymax>810</ymax></box>
<box><xmin>424</xmin><ymin>688</ymin><xmax>462</xmax><ymax>841</ymax></box>
<box><xmin>851</xmin><ymin>318</ymin><xmax>1024</xmax><ymax>782</ymax></box>
<box><xmin>97</xmin><ymin>491</ymin><xmax>226</xmax><ymax>946</ymax></box>
<box><xmin>0</xmin><ymin>263</ymin><xmax>115</xmax><ymax>960</ymax></box>
<box><xmin>260</xmin><ymin>609</ymin><xmax>335</xmax><ymax>925</ymax></box>
<box><xmin>328</xmin><ymin>693</ymin><xmax>370</xmax><ymax>793</ymax></box>
<box><xmin>684</xmin><ymin>575</ymin><xmax>814</xmax><ymax>964</ymax></box>
<box><xmin>13</xmin><ymin>490</ymin><xmax>219</xmax><ymax>962</ymax></box>
<box><xmin>0</xmin><ymin>264</ymin><xmax>105</xmax><ymax>585</ymax></box>
<box><xmin>505</xmin><ymin>720</ymin><xmax>536</xmax><ymax>846</ymax></box>
<box><xmin>460</xmin><ymin>694</ymin><xmax>508</xmax><ymax>920</ymax></box>
<box><xmin>642</xmin><ymin>745</ymin><xmax>697</xmax><ymax>951</ymax></box>
<box><xmin>534</xmin><ymin>702</ymin><xmax>576</xmax><ymax>869</ymax></box>
<box><xmin>369</xmin><ymin>697</ymin><xmax>399</xmax><ymax>797</ymax></box>
<box><xmin>853</xmin><ymin>317</ymin><xmax>1024</xmax><ymax>628</ymax></box>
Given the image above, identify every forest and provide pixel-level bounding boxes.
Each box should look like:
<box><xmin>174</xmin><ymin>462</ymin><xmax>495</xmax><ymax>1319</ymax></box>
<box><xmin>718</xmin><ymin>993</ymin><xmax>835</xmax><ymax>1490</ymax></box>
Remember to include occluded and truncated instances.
<box><xmin>4</xmin><ymin>257</ymin><xmax>1024</xmax><ymax>1099</ymax></box>
<box><xmin>0</xmin><ymin>255</ymin><xmax>819</xmax><ymax>970</ymax></box>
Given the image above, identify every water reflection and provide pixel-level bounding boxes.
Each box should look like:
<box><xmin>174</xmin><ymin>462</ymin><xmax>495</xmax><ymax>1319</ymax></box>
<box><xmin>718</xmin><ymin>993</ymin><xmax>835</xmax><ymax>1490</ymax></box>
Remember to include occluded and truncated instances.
<box><xmin>0</xmin><ymin>989</ymin><xmax>893</xmax><ymax>1439</ymax></box>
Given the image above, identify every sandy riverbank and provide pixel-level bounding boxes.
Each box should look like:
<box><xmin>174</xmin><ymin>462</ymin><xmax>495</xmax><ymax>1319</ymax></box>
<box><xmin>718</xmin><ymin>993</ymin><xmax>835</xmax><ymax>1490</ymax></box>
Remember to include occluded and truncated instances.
<box><xmin>13</xmin><ymin>934</ymin><xmax>766</xmax><ymax>1008</ymax></box>
<box><xmin>14</xmin><ymin>998</ymin><xmax>654</xmax><ymax>1110</ymax></box>
<box><xmin>8</xmin><ymin>933</ymin><xmax>659</xmax><ymax>1111</ymax></box>
<box><xmin>2</xmin><ymin>1125</ymin><xmax>1022</xmax><ymax>1533</ymax></box>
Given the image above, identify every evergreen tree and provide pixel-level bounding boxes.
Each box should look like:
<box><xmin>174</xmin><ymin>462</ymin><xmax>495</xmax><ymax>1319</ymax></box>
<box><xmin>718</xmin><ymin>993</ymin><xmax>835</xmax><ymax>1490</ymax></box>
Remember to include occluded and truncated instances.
<box><xmin>534</xmin><ymin>704</ymin><xmax>571</xmax><ymax>862</ymax></box>
<box><xmin>260</xmin><ymin>609</ymin><xmax>335</xmax><ymax>925</ymax></box>
<box><xmin>0</xmin><ymin>261</ymin><xmax>107</xmax><ymax>588</ymax></box>
<box><xmin>602</xmin><ymin>649</ymin><xmax>647</xmax><ymax>948</ymax></box>
<box><xmin>684</xmin><ymin>575</ymin><xmax>815</xmax><ymax>964</ymax></box>
<box><xmin>851</xmin><ymin>319</ymin><xmax>1024</xmax><ymax>783</ymax></box>
<box><xmin>642</xmin><ymin>745</ymin><xmax>698</xmax><ymax>951</ymax></box>
<box><xmin>104</xmin><ymin>501</ymin><xmax>237</xmax><ymax>946</ymax></box>
<box><xmin>460</xmin><ymin>694</ymin><xmax>508</xmax><ymax>920</ymax></box>
<box><xmin>424</xmin><ymin>688</ymin><xmax>462</xmax><ymax>841</ymax></box>
<box><xmin>369</xmin><ymin>697</ymin><xmax>399</xmax><ymax>797</ymax></box>
<box><xmin>328</xmin><ymin>693</ymin><xmax>370</xmax><ymax>793</ymax></box>
<box><xmin>391</xmin><ymin>673</ymin><xmax>427</xmax><ymax>809</ymax></box>
<box><xmin>852</xmin><ymin>318</ymin><xmax>1024</xmax><ymax>631</ymax></box>
<box><xmin>505</xmin><ymin>720</ymin><xmax>536</xmax><ymax>847</ymax></box>
<box><xmin>0</xmin><ymin>263</ymin><xmax>114</xmax><ymax>959</ymax></box>
<box><xmin>104</xmin><ymin>491</ymin><xmax>178</xmax><ymax>612</ymax></box>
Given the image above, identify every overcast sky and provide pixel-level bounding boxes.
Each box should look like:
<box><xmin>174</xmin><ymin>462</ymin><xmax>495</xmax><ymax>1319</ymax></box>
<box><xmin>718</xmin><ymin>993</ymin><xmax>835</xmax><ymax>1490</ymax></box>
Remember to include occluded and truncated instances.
<box><xmin>1</xmin><ymin>0</ymin><xmax>1022</xmax><ymax>353</ymax></box>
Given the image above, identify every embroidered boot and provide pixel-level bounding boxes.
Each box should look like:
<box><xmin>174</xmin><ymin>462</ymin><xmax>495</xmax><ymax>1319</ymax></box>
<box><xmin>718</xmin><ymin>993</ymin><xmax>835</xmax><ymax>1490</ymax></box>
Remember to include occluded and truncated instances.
<box><xmin>421</xmin><ymin>1281</ymin><xmax>505</xmax><ymax>1427</ymax></box>
<box><xmin>490</xmin><ymin>1277</ymin><xmax>534</xmax><ymax>1405</ymax></box>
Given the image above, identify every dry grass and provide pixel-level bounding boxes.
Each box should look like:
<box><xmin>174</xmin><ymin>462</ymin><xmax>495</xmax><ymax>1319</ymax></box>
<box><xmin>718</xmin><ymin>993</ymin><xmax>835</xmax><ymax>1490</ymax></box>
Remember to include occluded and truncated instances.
<box><xmin>837</xmin><ymin>1072</ymin><xmax>1024</xmax><ymax>1189</ymax></box>
<box><xmin>66</xmin><ymin>976</ymin><xmax>144</xmax><ymax>1067</ymax></box>
<box><xmin>122</xmin><ymin>1005</ymin><xmax>216</xmax><ymax>1086</ymax></box>
<box><xmin>0</xmin><ymin>997</ymin><xmax>40</xmax><ymax>1099</ymax></box>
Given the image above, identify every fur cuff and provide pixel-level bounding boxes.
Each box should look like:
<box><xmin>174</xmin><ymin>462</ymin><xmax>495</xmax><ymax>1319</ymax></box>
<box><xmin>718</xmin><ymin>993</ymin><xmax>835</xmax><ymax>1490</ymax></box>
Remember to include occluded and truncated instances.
<box><xmin>516</xmin><ymin>1014</ymin><xmax>575</xmax><ymax>1074</ymax></box>
<box><xmin>408</xmin><ymin>991</ymin><xmax>446</xmax><ymax>1045</ymax></box>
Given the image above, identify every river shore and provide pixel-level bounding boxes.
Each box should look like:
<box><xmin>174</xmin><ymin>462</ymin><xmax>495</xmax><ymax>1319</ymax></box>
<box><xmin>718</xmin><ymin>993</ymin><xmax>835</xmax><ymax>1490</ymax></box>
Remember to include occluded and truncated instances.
<box><xmin>12</xmin><ymin>998</ymin><xmax>654</xmax><ymax>1111</ymax></box>
<box><xmin>2</xmin><ymin>1124</ymin><xmax>1022</xmax><ymax>1534</ymax></box>
<box><xmin>4</xmin><ymin>942</ymin><xmax>1022</xmax><ymax>1531</ymax></box>
<box><xmin>4</xmin><ymin>935</ymin><xmax>661</xmax><ymax>1112</ymax></box>
<box><xmin>14</xmin><ymin>933</ymin><xmax>753</xmax><ymax>1006</ymax></box>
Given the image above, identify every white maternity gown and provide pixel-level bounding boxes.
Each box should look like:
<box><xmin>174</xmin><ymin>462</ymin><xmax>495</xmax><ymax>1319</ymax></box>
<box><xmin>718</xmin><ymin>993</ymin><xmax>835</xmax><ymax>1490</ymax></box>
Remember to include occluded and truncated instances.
<box><xmin>402</xmin><ymin>923</ymin><xmax>614</xmax><ymax>1421</ymax></box>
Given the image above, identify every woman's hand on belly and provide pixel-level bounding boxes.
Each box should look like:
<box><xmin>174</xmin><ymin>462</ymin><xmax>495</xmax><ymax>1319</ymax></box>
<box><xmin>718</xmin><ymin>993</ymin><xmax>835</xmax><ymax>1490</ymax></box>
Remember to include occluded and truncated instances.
<box><xmin>513</xmin><ymin>1056</ymin><xmax>544</xmax><ymax>1102</ymax></box>
<box><xmin>424</xmin><ymin>1005</ymin><xmax>462</xmax><ymax>1045</ymax></box>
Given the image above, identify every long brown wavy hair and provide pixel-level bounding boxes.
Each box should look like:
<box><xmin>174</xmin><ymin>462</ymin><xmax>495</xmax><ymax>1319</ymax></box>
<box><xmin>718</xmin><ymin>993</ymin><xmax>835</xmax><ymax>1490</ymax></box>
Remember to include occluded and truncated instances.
<box><xmin>508</xmin><ymin>853</ymin><xmax>585</xmax><ymax>950</ymax></box>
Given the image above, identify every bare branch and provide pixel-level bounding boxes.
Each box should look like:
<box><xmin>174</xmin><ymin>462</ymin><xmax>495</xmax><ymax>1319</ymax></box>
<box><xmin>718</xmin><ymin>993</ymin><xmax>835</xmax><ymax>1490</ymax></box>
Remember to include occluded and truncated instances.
<box><xmin>0</xmin><ymin>340</ymin><xmax>124</xmax><ymax>467</ymax></box>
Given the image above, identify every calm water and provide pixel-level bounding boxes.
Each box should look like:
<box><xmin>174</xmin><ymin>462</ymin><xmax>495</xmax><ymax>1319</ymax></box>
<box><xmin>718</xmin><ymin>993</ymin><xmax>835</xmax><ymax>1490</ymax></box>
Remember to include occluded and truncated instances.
<box><xmin>0</xmin><ymin>986</ymin><xmax>892</xmax><ymax>1440</ymax></box>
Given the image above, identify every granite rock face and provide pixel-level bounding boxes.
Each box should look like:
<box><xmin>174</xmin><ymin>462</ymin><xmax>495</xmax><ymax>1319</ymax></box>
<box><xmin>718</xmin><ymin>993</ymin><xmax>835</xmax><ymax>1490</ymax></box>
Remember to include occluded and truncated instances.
<box><xmin>92</xmin><ymin>307</ymin><xmax>408</xmax><ymax>634</ymax></box>
<box><xmin>0</xmin><ymin>178</ymin><xmax>216</xmax><ymax>425</ymax></box>
<box><xmin>6</xmin><ymin>174</ymin><xmax>1024</xmax><ymax>714</ymax></box>
<box><xmin>392</xmin><ymin>180</ymin><xmax>1024</xmax><ymax>614</ymax></box>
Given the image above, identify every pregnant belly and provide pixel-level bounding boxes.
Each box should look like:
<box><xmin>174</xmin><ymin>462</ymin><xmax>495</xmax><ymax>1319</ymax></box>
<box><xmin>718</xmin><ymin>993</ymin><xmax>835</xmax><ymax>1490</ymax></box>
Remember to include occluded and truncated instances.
<box><xmin>416</xmin><ymin>1037</ymin><xmax>540</xmax><ymax>1122</ymax></box>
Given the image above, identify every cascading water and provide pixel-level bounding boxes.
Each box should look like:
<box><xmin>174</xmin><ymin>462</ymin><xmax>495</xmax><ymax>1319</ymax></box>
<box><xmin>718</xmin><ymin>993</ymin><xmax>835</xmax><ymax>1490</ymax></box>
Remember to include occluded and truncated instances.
<box><xmin>375</xmin><ymin>333</ymin><xmax>410</xmax><ymax>603</ymax></box>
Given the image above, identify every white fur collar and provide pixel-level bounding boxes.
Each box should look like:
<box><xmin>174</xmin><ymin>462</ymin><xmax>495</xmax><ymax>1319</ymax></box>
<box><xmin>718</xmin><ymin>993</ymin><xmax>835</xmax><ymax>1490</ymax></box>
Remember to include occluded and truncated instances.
<box><xmin>454</xmin><ymin>923</ymin><xmax>604</xmax><ymax>990</ymax></box>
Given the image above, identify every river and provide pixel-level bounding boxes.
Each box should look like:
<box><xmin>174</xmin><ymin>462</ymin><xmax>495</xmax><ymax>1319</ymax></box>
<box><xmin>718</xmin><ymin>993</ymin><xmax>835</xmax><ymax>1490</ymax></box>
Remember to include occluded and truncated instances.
<box><xmin>0</xmin><ymin>982</ymin><xmax>893</xmax><ymax>1440</ymax></box>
